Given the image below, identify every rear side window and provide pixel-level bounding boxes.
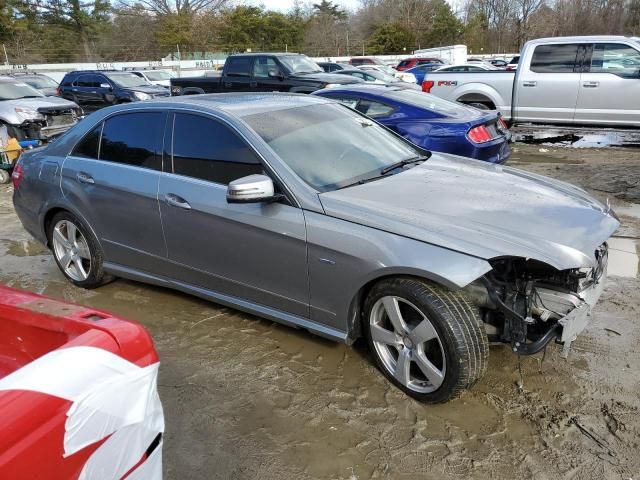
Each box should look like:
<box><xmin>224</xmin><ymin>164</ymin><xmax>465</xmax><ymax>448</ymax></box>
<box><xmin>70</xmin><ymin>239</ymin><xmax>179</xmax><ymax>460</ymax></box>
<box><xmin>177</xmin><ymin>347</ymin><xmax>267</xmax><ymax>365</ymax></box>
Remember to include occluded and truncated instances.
<box><xmin>357</xmin><ymin>100</ymin><xmax>395</xmax><ymax>118</ymax></box>
<box><xmin>171</xmin><ymin>113</ymin><xmax>262</xmax><ymax>185</ymax></box>
<box><xmin>589</xmin><ymin>43</ymin><xmax>640</xmax><ymax>78</ymax></box>
<box><xmin>100</xmin><ymin>112</ymin><xmax>164</xmax><ymax>170</ymax></box>
<box><xmin>226</xmin><ymin>57</ymin><xmax>252</xmax><ymax>77</ymax></box>
<box><xmin>72</xmin><ymin>124</ymin><xmax>102</xmax><ymax>159</ymax></box>
<box><xmin>530</xmin><ymin>44</ymin><xmax>580</xmax><ymax>73</ymax></box>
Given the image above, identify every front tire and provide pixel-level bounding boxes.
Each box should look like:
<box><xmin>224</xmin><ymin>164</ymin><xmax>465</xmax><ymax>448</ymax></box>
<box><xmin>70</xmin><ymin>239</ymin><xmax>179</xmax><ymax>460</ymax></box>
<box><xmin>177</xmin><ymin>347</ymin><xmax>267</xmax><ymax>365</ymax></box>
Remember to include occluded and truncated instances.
<box><xmin>363</xmin><ymin>278</ymin><xmax>488</xmax><ymax>403</ymax></box>
<box><xmin>48</xmin><ymin>211</ymin><xmax>113</xmax><ymax>289</ymax></box>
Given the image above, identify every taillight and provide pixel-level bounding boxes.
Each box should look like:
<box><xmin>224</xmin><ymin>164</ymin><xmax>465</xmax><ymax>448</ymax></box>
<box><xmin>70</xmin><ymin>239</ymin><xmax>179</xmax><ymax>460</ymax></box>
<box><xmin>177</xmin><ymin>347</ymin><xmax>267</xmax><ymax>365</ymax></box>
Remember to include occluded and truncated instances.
<box><xmin>422</xmin><ymin>80</ymin><xmax>434</xmax><ymax>93</ymax></box>
<box><xmin>468</xmin><ymin>125</ymin><xmax>493</xmax><ymax>143</ymax></box>
<box><xmin>498</xmin><ymin>117</ymin><xmax>508</xmax><ymax>131</ymax></box>
<box><xmin>11</xmin><ymin>163</ymin><xmax>24</xmax><ymax>189</ymax></box>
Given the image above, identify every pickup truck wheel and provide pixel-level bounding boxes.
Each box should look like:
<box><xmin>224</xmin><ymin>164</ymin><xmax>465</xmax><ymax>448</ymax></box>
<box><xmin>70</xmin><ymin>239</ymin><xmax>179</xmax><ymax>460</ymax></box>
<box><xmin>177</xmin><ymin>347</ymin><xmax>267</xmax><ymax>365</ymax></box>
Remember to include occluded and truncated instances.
<box><xmin>363</xmin><ymin>278</ymin><xmax>488</xmax><ymax>403</ymax></box>
<box><xmin>48</xmin><ymin>211</ymin><xmax>113</xmax><ymax>289</ymax></box>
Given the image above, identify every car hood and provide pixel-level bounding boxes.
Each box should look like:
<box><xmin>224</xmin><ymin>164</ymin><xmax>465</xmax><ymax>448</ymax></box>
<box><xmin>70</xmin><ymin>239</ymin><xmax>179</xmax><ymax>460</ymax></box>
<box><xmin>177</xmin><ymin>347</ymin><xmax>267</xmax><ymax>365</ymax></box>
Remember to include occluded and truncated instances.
<box><xmin>291</xmin><ymin>72</ymin><xmax>362</xmax><ymax>85</ymax></box>
<box><xmin>319</xmin><ymin>154</ymin><xmax>619</xmax><ymax>271</ymax></box>
<box><xmin>2</xmin><ymin>96</ymin><xmax>79</xmax><ymax>109</ymax></box>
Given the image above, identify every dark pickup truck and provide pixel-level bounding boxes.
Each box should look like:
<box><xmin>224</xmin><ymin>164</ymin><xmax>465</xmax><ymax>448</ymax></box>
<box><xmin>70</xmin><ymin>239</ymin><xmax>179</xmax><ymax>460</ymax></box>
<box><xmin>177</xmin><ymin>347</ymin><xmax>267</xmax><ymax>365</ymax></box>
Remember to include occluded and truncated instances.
<box><xmin>170</xmin><ymin>53</ymin><xmax>362</xmax><ymax>96</ymax></box>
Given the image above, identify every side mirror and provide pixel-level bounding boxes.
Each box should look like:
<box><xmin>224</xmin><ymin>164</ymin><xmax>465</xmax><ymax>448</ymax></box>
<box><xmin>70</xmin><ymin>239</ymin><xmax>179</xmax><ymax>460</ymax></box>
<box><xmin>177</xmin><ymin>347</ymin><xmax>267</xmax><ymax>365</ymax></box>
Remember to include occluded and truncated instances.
<box><xmin>227</xmin><ymin>174</ymin><xmax>278</xmax><ymax>203</ymax></box>
<box><xmin>100</xmin><ymin>83</ymin><xmax>111</xmax><ymax>89</ymax></box>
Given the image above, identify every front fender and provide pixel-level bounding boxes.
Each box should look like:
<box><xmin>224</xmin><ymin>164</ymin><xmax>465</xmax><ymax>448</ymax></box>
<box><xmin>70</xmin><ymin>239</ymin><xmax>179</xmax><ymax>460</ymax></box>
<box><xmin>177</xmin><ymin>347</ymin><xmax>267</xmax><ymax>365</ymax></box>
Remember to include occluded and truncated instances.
<box><xmin>304</xmin><ymin>210</ymin><xmax>492</xmax><ymax>334</ymax></box>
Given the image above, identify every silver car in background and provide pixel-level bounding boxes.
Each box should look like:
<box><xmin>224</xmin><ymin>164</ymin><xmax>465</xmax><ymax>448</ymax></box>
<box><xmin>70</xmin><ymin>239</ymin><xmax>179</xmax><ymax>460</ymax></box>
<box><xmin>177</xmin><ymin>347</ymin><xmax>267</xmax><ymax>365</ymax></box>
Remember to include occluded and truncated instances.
<box><xmin>0</xmin><ymin>77</ymin><xmax>81</xmax><ymax>140</ymax></box>
<box><xmin>12</xmin><ymin>93</ymin><xmax>618</xmax><ymax>402</ymax></box>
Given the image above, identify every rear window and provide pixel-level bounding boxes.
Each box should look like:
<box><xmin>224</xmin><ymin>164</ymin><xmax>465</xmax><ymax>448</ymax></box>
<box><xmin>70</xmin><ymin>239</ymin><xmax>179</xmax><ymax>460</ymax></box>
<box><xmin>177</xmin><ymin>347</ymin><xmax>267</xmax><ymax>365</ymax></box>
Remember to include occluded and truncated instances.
<box><xmin>385</xmin><ymin>89</ymin><xmax>478</xmax><ymax>118</ymax></box>
<box><xmin>530</xmin><ymin>45</ymin><xmax>580</xmax><ymax>73</ymax></box>
<box><xmin>226</xmin><ymin>57</ymin><xmax>252</xmax><ymax>77</ymax></box>
<box><xmin>398</xmin><ymin>60</ymin><xmax>411</xmax><ymax>68</ymax></box>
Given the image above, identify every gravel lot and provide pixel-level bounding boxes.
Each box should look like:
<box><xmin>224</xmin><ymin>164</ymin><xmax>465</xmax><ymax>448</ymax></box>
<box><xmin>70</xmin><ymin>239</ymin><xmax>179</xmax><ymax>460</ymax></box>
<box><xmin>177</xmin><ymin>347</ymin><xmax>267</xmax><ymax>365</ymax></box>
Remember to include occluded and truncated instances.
<box><xmin>1</xmin><ymin>142</ymin><xmax>639</xmax><ymax>479</ymax></box>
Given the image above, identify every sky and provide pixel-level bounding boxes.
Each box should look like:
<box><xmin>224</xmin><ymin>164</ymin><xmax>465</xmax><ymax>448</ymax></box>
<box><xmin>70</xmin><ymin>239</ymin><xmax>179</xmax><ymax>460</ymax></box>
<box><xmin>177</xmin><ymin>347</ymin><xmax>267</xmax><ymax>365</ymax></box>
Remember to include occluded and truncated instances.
<box><xmin>247</xmin><ymin>0</ymin><xmax>362</xmax><ymax>13</ymax></box>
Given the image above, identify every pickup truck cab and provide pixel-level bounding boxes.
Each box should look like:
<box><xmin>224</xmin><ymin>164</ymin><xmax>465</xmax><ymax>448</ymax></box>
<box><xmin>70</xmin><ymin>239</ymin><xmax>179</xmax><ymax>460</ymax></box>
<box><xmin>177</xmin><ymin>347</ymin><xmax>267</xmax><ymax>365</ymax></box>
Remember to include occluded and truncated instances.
<box><xmin>171</xmin><ymin>53</ymin><xmax>361</xmax><ymax>96</ymax></box>
<box><xmin>421</xmin><ymin>36</ymin><xmax>640</xmax><ymax>126</ymax></box>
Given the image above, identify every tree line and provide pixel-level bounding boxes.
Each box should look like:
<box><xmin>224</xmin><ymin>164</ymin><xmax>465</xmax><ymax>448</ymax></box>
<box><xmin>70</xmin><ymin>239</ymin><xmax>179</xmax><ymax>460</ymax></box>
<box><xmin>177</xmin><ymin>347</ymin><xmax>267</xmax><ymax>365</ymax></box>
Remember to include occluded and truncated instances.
<box><xmin>1</xmin><ymin>0</ymin><xmax>639</xmax><ymax>64</ymax></box>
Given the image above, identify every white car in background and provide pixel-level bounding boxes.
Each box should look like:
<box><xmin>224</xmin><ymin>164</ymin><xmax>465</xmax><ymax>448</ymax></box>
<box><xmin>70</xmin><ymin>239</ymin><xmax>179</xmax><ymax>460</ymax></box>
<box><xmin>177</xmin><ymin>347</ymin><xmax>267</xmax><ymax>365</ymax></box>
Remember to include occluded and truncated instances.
<box><xmin>358</xmin><ymin>64</ymin><xmax>416</xmax><ymax>83</ymax></box>
<box><xmin>435</xmin><ymin>63</ymin><xmax>500</xmax><ymax>72</ymax></box>
<box><xmin>129</xmin><ymin>69</ymin><xmax>175</xmax><ymax>88</ymax></box>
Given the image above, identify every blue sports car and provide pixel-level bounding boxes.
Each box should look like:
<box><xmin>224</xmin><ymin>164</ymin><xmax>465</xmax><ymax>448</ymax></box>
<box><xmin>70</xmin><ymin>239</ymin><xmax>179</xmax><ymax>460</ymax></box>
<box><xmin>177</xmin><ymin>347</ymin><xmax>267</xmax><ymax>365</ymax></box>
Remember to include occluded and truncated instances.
<box><xmin>313</xmin><ymin>84</ymin><xmax>511</xmax><ymax>164</ymax></box>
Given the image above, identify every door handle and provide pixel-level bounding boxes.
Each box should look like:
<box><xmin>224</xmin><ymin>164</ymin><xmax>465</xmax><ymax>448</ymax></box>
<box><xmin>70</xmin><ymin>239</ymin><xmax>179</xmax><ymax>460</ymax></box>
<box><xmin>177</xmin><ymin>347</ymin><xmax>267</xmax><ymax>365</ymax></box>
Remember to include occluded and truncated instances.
<box><xmin>165</xmin><ymin>193</ymin><xmax>191</xmax><ymax>210</ymax></box>
<box><xmin>76</xmin><ymin>172</ymin><xmax>95</xmax><ymax>184</ymax></box>
<box><xmin>224</xmin><ymin>82</ymin><xmax>233</xmax><ymax>88</ymax></box>
<box><xmin>522</xmin><ymin>81</ymin><xmax>537</xmax><ymax>87</ymax></box>
<box><xmin>583</xmin><ymin>81</ymin><xmax>599</xmax><ymax>88</ymax></box>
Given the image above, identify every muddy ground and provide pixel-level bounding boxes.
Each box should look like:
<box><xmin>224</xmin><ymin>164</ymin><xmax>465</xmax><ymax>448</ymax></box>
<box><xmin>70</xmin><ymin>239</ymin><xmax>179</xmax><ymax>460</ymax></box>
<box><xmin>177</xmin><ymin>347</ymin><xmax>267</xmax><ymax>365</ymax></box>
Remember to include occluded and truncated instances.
<box><xmin>1</xmin><ymin>142</ymin><xmax>639</xmax><ymax>479</ymax></box>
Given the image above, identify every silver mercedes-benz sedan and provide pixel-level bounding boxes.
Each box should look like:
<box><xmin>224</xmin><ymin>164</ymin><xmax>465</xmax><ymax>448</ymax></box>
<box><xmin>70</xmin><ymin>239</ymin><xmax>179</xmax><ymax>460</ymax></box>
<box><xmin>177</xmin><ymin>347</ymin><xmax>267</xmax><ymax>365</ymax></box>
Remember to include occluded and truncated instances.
<box><xmin>12</xmin><ymin>93</ymin><xmax>618</xmax><ymax>403</ymax></box>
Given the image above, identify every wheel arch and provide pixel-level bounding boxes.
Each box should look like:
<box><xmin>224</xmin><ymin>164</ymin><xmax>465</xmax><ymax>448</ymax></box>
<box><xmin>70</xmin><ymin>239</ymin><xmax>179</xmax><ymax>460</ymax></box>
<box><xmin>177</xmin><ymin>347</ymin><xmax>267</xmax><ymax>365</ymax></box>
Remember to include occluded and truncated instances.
<box><xmin>345</xmin><ymin>266</ymin><xmax>487</xmax><ymax>344</ymax></box>
<box><xmin>41</xmin><ymin>203</ymin><xmax>101</xmax><ymax>251</ymax></box>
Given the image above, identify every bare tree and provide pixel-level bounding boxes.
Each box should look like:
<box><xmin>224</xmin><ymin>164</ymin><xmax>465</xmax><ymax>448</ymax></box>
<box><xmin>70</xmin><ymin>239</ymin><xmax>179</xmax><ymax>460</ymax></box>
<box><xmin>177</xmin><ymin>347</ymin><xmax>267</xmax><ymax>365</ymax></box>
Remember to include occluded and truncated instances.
<box><xmin>119</xmin><ymin>0</ymin><xmax>229</xmax><ymax>16</ymax></box>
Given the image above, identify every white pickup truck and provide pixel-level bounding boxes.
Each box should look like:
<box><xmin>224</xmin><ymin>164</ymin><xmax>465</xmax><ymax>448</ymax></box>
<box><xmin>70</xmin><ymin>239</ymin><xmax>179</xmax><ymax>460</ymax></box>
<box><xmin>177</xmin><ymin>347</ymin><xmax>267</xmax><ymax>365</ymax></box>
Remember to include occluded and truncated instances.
<box><xmin>421</xmin><ymin>35</ymin><xmax>640</xmax><ymax>126</ymax></box>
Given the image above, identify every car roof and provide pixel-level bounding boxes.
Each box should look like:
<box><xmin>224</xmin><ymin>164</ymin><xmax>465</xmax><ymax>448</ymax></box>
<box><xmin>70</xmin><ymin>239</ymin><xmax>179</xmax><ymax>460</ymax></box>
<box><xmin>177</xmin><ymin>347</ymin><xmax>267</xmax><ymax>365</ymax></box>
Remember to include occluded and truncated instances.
<box><xmin>313</xmin><ymin>83</ymin><xmax>406</xmax><ymax>97</ymax></box>
<box><xmin>116</xmin><ymin>92</ymin><xmax>334</xmax><ymax>118</ymax></box>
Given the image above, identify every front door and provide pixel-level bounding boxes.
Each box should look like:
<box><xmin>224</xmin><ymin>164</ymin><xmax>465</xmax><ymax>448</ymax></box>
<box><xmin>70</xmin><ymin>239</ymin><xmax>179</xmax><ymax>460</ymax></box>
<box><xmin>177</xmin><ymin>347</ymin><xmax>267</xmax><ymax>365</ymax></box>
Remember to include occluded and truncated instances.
<box><xmin>252</xmin><ymin>56</ymin><xmax>289</xmax><ymax>92</ymax></box>
<box><xmin>514</xmin><ymin>43</ymin><xmax>585</xmax><ymax>123</ymax></box>
<box><xmin>61</xmin><ymin>111</ymin><xmax>168</xmax><ymax>273</ymax></box>
<box><xmin>158</xmin><ymin>112</ymin><xmax>309</xmax><ymax>317</ymax></box>
<box><xmin>574</xmin><ymin>42</ymin><xmax>640</xmax><ymax>126</ymax></box>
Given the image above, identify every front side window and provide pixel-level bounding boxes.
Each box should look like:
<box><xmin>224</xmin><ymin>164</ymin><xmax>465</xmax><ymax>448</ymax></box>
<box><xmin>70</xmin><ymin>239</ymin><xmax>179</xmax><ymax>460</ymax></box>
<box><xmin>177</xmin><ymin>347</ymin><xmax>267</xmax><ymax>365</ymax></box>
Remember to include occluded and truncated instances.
<box><xmin>243</xmin><ymin>103</ymin><xmax>421</xmax><ymax>192</ymax></box>
<box><xmin>171</xmin><ymin>113</ymin><xmax>262</xmax><ymax>185</ymax></box>
<box><xmin>279</xmin><ymin>55</ymin><xmax>323</xmax><ymax>74</ymax></box>
<box><xmin>530</xmin><ymin>44</ymin><xmax>580</xmax><ymax>73</ymax></box>
<box><xmin>589</xmin><ymin>43</ymin><xmax>640</xmax><ymax>78</ymax></box>
<box><xmin>100</xmin><ymin>112</ymin><xmax>163</xmax><ymax>170</ymax></box>
<box><xmin>252</xmin><ymin>57</ymin><xmax>279</xmax><ymax>78</ymax></box>
<box><xmin>225</xmin><ymin>57</ymin><xmax>252</xmax><ymax>77</ymax></box>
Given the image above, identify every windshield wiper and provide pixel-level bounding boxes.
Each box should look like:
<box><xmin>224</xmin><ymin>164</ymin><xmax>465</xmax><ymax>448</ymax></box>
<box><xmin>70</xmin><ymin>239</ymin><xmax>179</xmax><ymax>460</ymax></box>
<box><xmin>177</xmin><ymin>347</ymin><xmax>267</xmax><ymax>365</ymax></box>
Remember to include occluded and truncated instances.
<box><xmin>380</xmin><ymin>154</ymin><xmax>430</xmax><ymax>175</ymax></box>
<box><xmin>335</xmin><ymin>175</ymin><xmax>388</xmax><ymax>190</ymax></box>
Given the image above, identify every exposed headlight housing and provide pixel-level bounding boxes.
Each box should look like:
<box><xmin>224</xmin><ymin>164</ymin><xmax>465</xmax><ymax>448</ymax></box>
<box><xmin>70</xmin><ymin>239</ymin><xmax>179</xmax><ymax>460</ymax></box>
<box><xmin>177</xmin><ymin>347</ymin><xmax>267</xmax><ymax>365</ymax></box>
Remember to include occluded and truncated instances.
<box><xmin>133</xmin><ymin>91</ymin><xmax>151</xmax><ymax>101</ymax></box>
<box><xmin>323</xmin><ymin>83</ymin><xmax>343</xmax><ymax>89</ymax></box>
<box><xmin>14</xmin><ymin>107</ymin><xmax>44</xmax><ymax>122</ymax></box>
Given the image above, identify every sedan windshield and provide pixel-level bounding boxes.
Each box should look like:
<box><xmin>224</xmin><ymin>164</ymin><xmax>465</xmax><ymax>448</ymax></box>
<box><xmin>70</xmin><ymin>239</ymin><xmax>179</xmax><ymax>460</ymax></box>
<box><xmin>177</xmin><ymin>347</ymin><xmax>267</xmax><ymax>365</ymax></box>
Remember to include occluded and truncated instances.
<box><xmin>244</xmin><ymin>103</ymin><xmax>423</xmax><ymax>192</ymax></box>
<box><xmin>0</xmin><ymin>81</ymin><xmax>44</xmax><ymax>100</ymax></box>
<box><xmin>105</xmin><ymin>73</ymin><xmax>151</xmax><ymax>88</ymax></box>
<box><xmin>279</xmin><ymin>56</ymin><xmax>323</xmax><ymax>74</ymax></box>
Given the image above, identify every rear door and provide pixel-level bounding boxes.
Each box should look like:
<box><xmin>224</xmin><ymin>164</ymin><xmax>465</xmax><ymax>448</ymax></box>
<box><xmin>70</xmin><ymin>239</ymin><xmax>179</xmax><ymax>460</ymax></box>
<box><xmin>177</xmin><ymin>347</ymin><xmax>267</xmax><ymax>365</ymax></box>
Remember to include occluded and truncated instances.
<box><xmin>158</xmin><ymin>112</ymin><xmax>309</xmax><ymax>317</ymax></box>
<box><xmin>514</xmin><ymin>43</ymin><xmax>585</xmax><ymax>123</ymax></box>
<box><xmin>221</xmin><ymin>56</ymin><xmax>254</xmax><ymax>92</ymax></box>
<box><xmin>574</xmin><ymin>42</ymin><xmax>640</xmax><ymax>126</ymax></box>
<box><xmin>61</xmin><ymin>111</ymin><xmax>168</xmax><ymax>274</ymax></box>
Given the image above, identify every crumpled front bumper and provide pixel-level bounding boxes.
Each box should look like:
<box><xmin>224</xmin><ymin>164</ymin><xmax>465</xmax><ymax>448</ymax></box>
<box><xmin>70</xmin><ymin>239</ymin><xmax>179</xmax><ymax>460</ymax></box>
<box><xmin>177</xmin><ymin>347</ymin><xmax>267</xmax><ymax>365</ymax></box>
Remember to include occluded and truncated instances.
<box><xmin>533</xmin><ymin>248</ymin><xmax>608</xmax><ymax>356</ymax></box>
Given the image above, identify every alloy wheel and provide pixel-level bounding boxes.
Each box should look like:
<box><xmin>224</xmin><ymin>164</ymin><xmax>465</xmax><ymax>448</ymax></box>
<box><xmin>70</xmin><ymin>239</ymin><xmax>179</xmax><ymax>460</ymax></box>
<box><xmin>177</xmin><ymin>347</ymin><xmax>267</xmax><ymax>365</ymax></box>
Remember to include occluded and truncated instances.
<box><xmin>52</xmin><ymin>220</ymin><xmax>91</xmax><ymax>282</ymax></box>
<box><xmin>369</xmin><ymin>296</ymin><xmax>446</xmax><ymax>393</ymax></box>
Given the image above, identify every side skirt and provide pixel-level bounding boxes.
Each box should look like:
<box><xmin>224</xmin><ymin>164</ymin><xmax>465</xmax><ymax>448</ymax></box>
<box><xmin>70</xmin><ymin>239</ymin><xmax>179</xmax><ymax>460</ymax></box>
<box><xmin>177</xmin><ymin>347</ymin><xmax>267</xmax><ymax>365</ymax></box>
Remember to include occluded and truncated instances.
<box><xmin>104</xmin><ymin>262</ymin><xmax>348</xmax><ymax>343</ymax></box>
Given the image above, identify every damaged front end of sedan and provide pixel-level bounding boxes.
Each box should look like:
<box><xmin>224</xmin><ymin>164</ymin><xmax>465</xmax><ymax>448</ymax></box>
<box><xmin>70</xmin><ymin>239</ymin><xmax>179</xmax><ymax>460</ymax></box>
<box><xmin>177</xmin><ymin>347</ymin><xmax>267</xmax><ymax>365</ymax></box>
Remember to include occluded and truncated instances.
<box><xmin>464</xmin><ymin>242</ymin><xmax>609</xmax><ymax>357</ymax></box>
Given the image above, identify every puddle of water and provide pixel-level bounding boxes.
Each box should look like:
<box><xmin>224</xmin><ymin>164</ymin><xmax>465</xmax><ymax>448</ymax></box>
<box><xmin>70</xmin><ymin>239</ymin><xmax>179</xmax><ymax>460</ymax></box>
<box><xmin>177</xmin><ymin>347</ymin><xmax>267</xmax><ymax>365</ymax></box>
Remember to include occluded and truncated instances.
<box><xmin>514</xmin><ymin>128</ymin><xmax>640</xmax><ymax>149</ymax></box>
<box><xmin>608</xmin><ymin>237</ymin><xmax>639</xmax><ymax>278</ymax></box>
<box><xmin>4</xmin><ymin>240</ymin><xmax>48</xmax><ymax>257</ymax></box>
<box><xmin>614</xmin><ymin>203</ymin><xmax>640</xmax><ymax>220</ymax></box>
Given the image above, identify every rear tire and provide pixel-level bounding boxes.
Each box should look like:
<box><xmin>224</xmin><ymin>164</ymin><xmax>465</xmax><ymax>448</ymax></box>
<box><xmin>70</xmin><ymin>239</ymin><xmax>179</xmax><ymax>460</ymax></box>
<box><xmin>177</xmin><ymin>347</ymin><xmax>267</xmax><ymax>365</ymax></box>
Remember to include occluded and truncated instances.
<box><xmin>363</xmin><ymin>277</ymin><xmax>488</xmax><ymax>403</ymax></box>
<box><xmin>468</xmin><ymin>102</ymin><xmax>491</xmax><ymax>110</ymax></box>
<box><xmin>47</xmin><ymin>211</ymin><xmax>113</xmax><ymax>289</ymax></box>
<box><xmin>0</xmin><ymin>169</ymin><xmax>10</xmax><ymax>184</ymax></box>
